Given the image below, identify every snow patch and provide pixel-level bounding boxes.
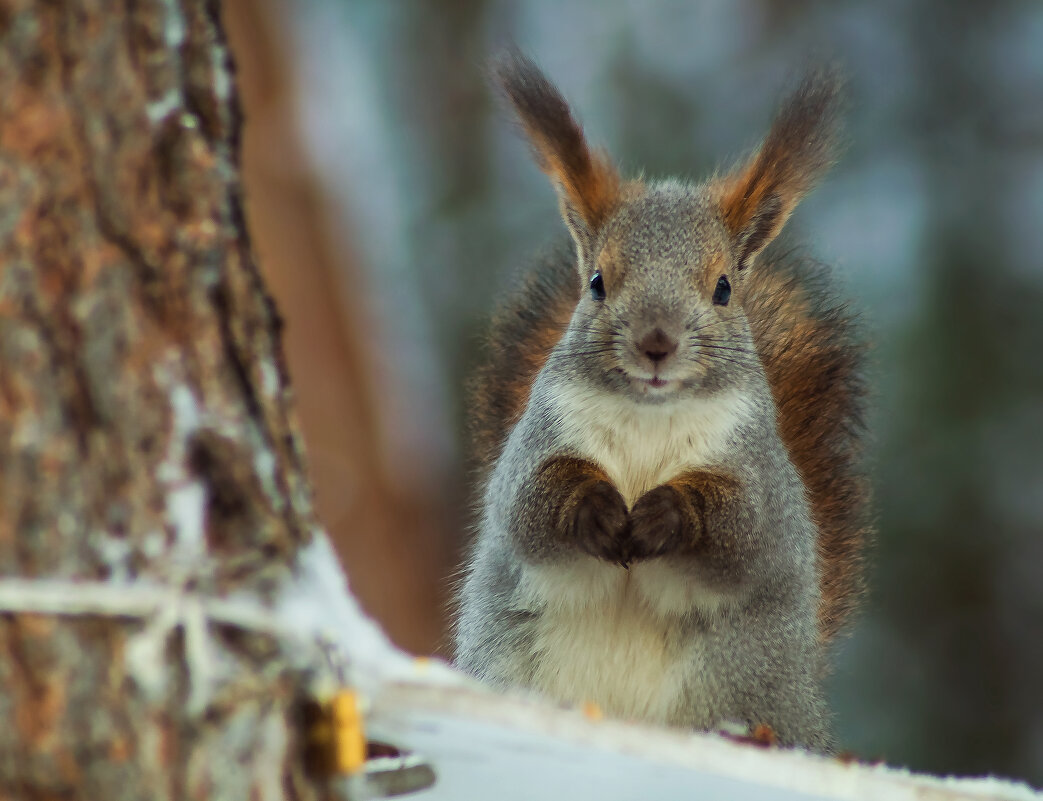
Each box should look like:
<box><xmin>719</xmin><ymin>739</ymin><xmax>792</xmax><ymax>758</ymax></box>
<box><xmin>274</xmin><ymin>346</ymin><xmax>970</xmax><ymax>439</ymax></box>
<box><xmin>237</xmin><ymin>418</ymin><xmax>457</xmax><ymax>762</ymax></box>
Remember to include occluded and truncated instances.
<box><xmin>141</xmin><ymin>530</ymin><xmax>166</xmax><ymax>559</ymax></box>
<box><xmin>166</xmin><ymin>481</ymin><xmax>206</xmax><ymax>555</ymax></box>
<box><xmin>253</xmin><ymin>710</ymin><xmax>291</xmax><ymax>801</ymax></box>
<box><xmin>95</xmin><ymin>533</ymin><xmax>134</xmax><ymax>582</ymax></box>
<box><xmin>0</xmin><ymin>542</ymin><xmax>461</xmax><ymax>718</ymax></box>
<box><xmin>272</xmin><ymin>533</ymin><xmax>410</xmax><ymax>689</ymax></box>
<box><xmin>259</xmin><ymin>360</ymin><xmax>280</xmax><ymax>398</ymax></box>
<box><xmin>169</xmin><ymin>383</ymin><xmax>202</xmax><ymax>434</ymax></box>
<box><xmin>212</xmin><ymin>43</ymin><xmax>232</xmax><ymax>102</ymax></box>
<box><xmin>11</xmin><ymin>415</ymin><xmax>43</xmax><ymax>450</ymax></box>
<box><xmin>146</xmin><ymin>89</ymin><xmax>182</xmax><ymax>124</ymax></box>
<box><xmin>154</xmin><ymin>382</ymin><xmax>209</xmax><ymax>563</ymax></box>
<box><xmin>158</xmin><ymin>0</ymin><xmax>186</xmax><ymax>49</ymax></box>
<box><xmin>253</xmin><ymin>446</ymin><xmax>284</xmax><ymax>513</ymax></box>
<box><xmin>125</xmin><ymin>595</ymin><xmax>179</xmax><ymax>701</ymax></box>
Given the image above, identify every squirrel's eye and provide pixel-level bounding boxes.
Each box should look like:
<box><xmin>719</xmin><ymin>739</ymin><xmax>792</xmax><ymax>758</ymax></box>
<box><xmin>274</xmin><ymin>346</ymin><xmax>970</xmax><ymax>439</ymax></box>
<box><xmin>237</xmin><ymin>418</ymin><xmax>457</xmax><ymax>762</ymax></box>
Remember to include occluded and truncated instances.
<box><xmin>590</xmin><ymin>272</ymin><xmax>606</xmax><ymax>301</ymax></box>
<box><xmin>712</xmin><ymin>275</ymin><xmax>731</xmax><ymax>307</ymax></box>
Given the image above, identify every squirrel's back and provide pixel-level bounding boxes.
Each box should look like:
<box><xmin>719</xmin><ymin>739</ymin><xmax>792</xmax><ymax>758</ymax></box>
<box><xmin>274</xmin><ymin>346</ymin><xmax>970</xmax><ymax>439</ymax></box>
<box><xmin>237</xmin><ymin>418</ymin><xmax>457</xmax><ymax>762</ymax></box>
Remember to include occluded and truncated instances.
<box><xmin>469</xmin><ymin>242</ymin><xmax>869</xmax><ymax>641</ymax></box>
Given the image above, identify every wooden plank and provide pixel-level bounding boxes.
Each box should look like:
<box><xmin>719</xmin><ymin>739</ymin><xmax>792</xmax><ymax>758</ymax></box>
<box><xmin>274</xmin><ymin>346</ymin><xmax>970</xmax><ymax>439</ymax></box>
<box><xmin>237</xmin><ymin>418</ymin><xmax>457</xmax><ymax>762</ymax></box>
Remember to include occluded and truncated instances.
<box><xmin>367</xmin><ymin>681</ymin><xmax>1042</xmax><ymax>801</ymax></box>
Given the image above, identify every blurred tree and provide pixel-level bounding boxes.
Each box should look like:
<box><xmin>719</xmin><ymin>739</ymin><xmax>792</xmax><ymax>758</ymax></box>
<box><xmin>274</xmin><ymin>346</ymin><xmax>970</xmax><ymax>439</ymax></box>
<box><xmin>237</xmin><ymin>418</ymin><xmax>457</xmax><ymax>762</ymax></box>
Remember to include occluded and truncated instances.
<box><xmin>225</xmin><ymin>0</ymin><xmax>452</xmax><ymax>655</ymax></box>
<box><xmin>858</xmin><ymin>1</ymin><xmax>1043</xmax><ymax>783</ymax></box>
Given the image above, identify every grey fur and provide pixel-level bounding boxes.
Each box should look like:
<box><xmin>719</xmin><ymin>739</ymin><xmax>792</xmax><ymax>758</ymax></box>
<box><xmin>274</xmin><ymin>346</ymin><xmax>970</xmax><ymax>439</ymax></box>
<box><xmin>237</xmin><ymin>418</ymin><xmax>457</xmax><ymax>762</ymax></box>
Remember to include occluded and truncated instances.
<box><xmin>455</xmin><ymin>181</ymin><xmax>833</xmax><ymax>751</ymax></box>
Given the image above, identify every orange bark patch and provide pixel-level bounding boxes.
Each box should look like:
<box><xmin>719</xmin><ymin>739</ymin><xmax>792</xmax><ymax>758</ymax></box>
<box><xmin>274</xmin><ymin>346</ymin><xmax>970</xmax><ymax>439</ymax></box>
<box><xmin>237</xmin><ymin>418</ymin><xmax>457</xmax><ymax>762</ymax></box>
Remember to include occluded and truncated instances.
<box><xmin>3</xmin><ymin>616</ymin><xmax>66</xmax><ymax>750</ymax></box>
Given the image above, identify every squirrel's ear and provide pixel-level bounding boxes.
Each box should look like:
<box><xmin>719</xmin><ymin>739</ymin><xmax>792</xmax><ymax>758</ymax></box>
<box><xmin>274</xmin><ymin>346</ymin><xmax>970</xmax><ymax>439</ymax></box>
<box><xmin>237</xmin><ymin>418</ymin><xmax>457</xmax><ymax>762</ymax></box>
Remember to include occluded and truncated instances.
<box><xmin>719</xmin><ymin>68</ymin><xmax>843</xmax><ymax>271</ymax></box>
<box><xmin>493</xmin><ymin>51</ymin><xmax>621</xmax><ymax>258</ymax></box>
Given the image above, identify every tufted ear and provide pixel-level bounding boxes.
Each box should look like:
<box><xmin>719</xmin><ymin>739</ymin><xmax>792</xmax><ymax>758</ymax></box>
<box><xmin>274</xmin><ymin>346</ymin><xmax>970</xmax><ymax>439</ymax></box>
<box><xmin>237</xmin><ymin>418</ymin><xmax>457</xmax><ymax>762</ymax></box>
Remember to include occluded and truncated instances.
<box><xmin>719</xmin><ymin>68</ymin><xmax>843</xmax><ymax>271</ymax></box>
<box><xmin>493</xmin><ymin>51</ymin><xmax>621</xmax><ymax>262</ymax></box>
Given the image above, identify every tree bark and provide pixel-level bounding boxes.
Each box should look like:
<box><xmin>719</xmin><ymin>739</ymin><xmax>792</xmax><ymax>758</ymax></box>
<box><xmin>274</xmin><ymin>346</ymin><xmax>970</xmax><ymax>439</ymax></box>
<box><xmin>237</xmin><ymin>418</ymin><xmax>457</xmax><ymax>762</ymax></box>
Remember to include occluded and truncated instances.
<box><xmin>0</xmin><ymin>1</ymin><xmax>339</xmax><ymax>797</ymax></box>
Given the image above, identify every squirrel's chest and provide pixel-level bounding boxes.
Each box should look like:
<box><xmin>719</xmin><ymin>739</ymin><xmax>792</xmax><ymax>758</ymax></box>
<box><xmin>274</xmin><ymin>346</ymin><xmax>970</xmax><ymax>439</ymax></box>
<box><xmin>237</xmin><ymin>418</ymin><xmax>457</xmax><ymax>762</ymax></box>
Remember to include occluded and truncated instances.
<box><xmin>549</xmin><ymin>384</ymin><xmax>748</xmax><ymax>506</ymax></box>
<box><xmin>524</xmin><ymin>574</ymin><xmax>697</xmax><ymax>725</ymax></box>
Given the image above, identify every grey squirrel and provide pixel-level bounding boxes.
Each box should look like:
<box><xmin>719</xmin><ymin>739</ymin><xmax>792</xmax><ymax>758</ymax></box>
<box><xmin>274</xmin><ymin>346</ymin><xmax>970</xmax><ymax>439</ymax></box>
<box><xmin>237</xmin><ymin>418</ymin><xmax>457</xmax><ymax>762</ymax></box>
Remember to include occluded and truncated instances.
<box><xmin>454</xmin><ymin>52</ymin><xmax>869</xmax><ymax>752</ymax></box>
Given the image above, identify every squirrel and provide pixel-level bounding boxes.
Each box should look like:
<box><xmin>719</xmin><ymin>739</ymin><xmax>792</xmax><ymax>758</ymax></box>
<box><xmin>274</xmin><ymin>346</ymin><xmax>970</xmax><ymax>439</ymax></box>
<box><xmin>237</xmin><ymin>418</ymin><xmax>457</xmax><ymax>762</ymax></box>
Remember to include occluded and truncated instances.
<box><xmin>453</xmin><ymin>52</ymin><xmax>869</xmax><ymax>752</ymax></box>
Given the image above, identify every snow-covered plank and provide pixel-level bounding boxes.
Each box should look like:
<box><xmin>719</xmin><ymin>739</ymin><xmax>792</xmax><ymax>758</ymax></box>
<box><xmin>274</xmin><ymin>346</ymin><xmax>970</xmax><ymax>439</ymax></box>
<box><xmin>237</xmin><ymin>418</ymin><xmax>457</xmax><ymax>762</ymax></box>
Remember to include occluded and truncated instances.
<box><xmin>367</xmin><ymin>680</ymin><xmax>1042</xmax><ymax>801</ymax></box>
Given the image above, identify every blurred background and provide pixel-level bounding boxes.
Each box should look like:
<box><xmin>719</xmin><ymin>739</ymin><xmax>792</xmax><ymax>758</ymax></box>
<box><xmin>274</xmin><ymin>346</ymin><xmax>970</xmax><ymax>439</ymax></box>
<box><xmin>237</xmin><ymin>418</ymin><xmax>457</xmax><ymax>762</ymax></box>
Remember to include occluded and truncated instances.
<box><xmin>223</xmin><ymin>0</ymin><xmax>1043</xmax><ymax>787</ymax></box>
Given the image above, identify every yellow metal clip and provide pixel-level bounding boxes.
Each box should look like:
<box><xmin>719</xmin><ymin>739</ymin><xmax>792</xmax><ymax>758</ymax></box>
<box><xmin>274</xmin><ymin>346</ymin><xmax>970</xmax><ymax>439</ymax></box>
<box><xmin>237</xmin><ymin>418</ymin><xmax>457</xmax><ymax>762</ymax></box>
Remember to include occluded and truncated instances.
<box><xmin>304</xmin><ymin>688</ymin><xmax>366</xmax><ymax>777</ymax></box>
<box><xmin>329</xmin><ymin>690</ymin><xmax>366</xmax><ymax>775</ymax></box>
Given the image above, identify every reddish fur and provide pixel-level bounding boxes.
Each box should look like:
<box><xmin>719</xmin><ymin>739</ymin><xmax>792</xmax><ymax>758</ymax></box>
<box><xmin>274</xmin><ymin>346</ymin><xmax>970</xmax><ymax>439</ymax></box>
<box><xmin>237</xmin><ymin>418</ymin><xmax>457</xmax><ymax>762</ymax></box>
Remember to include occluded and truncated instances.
<box><xmin>547</xmin><ymin>146</ymin><xmax>621</xmax><ymax>232</ymax></box>
<box><xmin>719</xmin><ymin>68</ymin><xmax>842</xmax><ymax>267</ymax></box>
<box><xmin>468</xmin><ymin>244</ymin><xmax>579</xmax><ymax>479</ymax></box>
<box><xmin>744</xmin><ymin>259</ymin><xmax>869</xmax><ymax>641</ymax></box>
<box><xmin>494</xmin><ymin>52</ymin><xmax>622</xmax><ymax>231</ymax></box>
<box><xmin>717</xmin><ymin>68</ymin><xmax>866</xmax><ymax>638</ymax></box>
<box><xmin>752</xmin><ymin>723</ymin><xmax>779</xmax><ymax>747</ymax></box>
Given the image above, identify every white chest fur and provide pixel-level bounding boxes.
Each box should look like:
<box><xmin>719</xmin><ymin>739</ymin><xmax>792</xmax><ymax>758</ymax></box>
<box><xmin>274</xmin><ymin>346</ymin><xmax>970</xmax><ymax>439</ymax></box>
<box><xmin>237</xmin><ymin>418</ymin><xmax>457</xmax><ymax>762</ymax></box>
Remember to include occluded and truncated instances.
<box><xmin>520</xmin><ymin>565</ymin><xmax>691</xmax><ymax>724</ymax></box>
<box><xmin>549</xmin><ymin>381</ymin><xmax>750</xmax><ymax>506</ymax></box>
<box><xmin>515</xmin><ymin>382</ymin><xmax>751</xmax><ymax>722</ymax></box>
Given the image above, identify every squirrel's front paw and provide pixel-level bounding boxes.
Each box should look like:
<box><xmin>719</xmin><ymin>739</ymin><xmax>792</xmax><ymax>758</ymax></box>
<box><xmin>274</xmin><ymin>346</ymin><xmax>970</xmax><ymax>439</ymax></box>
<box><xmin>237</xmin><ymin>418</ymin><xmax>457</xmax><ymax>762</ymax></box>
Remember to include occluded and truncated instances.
<box><xmin>629</xmin><ymin>485</ymin><xmax>698</xmax><ymax>559</ymax></box>
<box><xmin>567</xmin><ymin>480</ymin><xmax>630</xmax><ymax>564</ymax></box>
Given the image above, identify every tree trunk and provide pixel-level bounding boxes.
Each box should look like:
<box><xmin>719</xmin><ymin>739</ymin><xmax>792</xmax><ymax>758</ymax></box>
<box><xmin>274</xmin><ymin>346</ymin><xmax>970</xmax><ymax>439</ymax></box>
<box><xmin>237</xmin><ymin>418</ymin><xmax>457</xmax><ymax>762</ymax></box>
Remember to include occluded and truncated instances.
<box><xmin>0</xmin><ymin>1</ymin><xmax>346</xmax><ymax>797</ymax></box>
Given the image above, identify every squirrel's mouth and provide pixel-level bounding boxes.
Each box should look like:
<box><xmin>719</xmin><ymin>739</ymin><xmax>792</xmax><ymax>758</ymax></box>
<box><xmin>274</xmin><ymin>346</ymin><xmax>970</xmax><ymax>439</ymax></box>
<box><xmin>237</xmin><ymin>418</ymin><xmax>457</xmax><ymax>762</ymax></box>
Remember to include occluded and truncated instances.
<box><xmin>630</xmin><ymin>375</ymin><xmax>680</xmax><ymax>395</ymax></box>
<box><xmin>618</xmin><ymin>366</ymin><xmax>686</xmax><ymax>396</ymax></box>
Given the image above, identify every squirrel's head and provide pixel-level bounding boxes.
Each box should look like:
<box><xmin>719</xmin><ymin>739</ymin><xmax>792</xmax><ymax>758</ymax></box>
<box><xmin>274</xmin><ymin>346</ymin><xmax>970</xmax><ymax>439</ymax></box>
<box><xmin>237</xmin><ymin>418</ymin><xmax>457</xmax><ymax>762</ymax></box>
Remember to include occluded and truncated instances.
<box><xmin>495</xmin><ymin>52</ymin><xmax>842</xmax><ymax>402</ymax></box>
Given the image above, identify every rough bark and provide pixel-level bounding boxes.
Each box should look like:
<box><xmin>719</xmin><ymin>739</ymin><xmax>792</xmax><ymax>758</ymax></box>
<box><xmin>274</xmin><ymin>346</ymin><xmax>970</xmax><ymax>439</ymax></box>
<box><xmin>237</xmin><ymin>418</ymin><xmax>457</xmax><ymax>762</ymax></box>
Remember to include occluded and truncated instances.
<box><xmin>0</xmin><ymin>0</ymin><xmax>329</xmax><ymax>797</ymax></box>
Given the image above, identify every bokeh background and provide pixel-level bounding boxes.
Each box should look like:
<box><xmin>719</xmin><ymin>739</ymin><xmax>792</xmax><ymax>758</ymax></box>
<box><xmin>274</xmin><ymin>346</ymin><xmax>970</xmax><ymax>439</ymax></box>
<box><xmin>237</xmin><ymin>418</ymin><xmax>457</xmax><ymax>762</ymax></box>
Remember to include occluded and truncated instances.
<box><xmin>224</xmin><ymin>0</ymin><xmax>1043</xmax><ymax>787</ymax></box>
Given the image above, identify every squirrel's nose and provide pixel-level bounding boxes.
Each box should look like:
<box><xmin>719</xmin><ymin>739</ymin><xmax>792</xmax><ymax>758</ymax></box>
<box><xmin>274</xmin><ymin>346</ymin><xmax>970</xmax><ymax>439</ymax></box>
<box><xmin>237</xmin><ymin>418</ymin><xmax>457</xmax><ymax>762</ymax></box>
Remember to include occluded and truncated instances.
<box><xmin>638</xmin><ymin>328</ymin><xmax>678</xmax><ymax>365</ymax></box>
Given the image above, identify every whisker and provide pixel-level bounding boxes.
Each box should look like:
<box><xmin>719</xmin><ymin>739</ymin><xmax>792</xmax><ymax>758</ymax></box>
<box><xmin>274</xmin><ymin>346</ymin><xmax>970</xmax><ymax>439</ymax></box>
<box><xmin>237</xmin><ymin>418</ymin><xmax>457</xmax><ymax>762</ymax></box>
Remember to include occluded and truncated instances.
<box><xmin>694</xmin><ymin>343</ymin><xmax>757</xmax><ymax>357</ymax></box>
<box><xmin>707</xmin><ymin>348</ymin><xmax>755</xmax><ymax>364</ymax></box>
<box><xmin>685</xmin><ymin>333</ymin><xmax>756</xmax><ymax>349</ymax></box>
<box><xmin>695</xmin><ymin>353</ymin><xmax>753</xmax><ymax>373</ymax></box>
<box><xmin>553</xmin><ymin>348</ymin><xmax>619</xmax><ymax>360</ymax></box>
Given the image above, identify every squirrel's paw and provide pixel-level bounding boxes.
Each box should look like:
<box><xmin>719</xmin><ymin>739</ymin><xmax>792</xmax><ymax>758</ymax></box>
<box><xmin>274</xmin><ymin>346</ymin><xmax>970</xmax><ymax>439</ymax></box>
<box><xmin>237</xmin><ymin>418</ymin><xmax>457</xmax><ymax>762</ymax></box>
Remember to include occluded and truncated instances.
<box><xmin>568</xmin><ymin>480</ymin><xmax>630</xmax><ymax>564</ymax></box>
<box><xmin>628</xmin><ymin>484</ymin><xmax>696</xmax><ymax>559</ymax></box>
